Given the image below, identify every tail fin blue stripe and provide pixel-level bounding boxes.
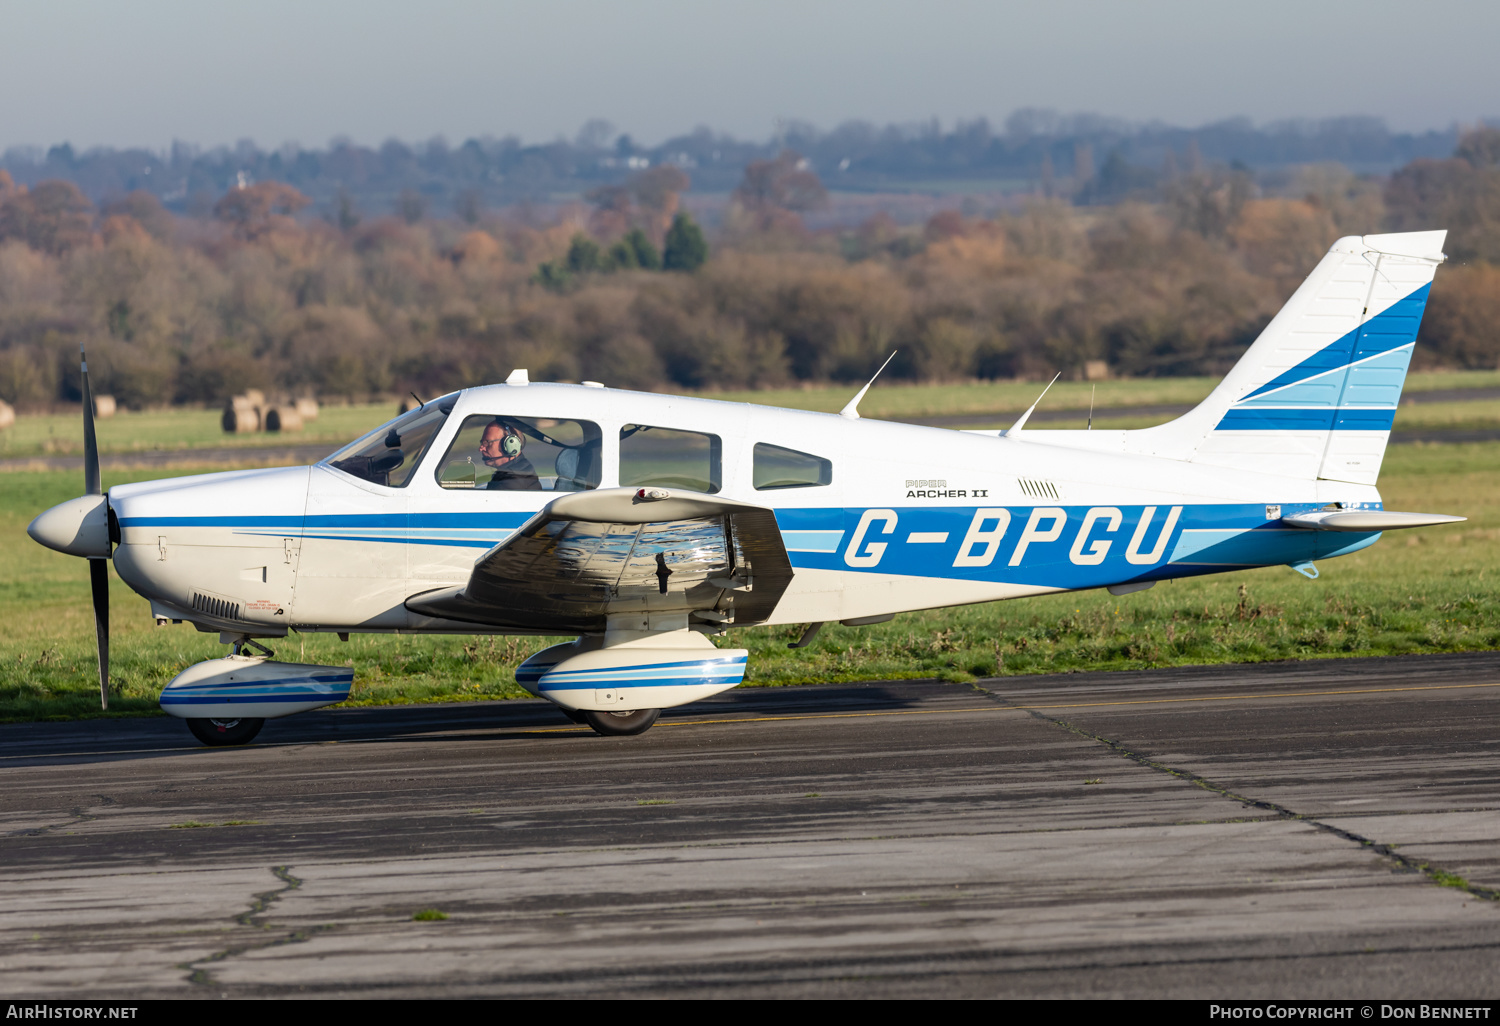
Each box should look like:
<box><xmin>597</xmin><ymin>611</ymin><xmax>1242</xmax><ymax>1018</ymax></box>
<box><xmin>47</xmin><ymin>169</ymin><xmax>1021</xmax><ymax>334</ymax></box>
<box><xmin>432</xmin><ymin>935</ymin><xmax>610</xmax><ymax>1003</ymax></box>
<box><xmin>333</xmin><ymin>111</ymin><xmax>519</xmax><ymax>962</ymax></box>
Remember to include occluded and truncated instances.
<box><xmin>1214</xmin><ymin>408</ymin><xmax>1397</xmax><ymax>432</ymax></box>
<box><xmin>1239</xmin><ymin>283</ymin><xmax>1430</xmax><ymax>402</ymax></box>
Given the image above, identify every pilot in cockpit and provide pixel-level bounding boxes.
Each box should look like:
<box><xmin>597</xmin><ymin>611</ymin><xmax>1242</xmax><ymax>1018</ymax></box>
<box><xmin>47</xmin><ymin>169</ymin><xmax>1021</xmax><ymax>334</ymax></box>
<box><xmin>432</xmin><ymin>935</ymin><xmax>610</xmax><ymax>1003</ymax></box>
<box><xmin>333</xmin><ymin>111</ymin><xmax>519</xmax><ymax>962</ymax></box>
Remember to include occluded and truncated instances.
<box><xmin>479</xmin><ymin>419</ymin><xmax>541</xmax><ymax>490</ymax></box>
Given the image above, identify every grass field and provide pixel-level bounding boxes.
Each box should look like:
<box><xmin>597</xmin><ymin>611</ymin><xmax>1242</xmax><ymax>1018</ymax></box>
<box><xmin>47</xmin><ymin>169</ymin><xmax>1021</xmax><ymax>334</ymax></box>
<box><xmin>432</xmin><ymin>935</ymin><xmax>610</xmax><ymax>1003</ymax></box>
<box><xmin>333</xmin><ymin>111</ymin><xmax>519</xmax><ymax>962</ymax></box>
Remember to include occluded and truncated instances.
<box><xmin>2</xmin><ymin>439</ymin><xmax>1497</xmax><ymax>723</ymax></box>
<box><xmin>6</xmin><ymin>369</ymin><xmax>1500</xmax><ymax>461</ymax></box>
<box><xmin>0</xmin><ymin>403</ymin><xmax>388</xmax><ymax>459</ymax></box>
<box><xmin>962</xmin><ymin>398</ymin><xmax>1500</xmax><ymax>432</ymax></box>
<box><xmin>695</xmin><ymin>369</ymin><xmax>1500</xmax><ymax>418</ymax></box>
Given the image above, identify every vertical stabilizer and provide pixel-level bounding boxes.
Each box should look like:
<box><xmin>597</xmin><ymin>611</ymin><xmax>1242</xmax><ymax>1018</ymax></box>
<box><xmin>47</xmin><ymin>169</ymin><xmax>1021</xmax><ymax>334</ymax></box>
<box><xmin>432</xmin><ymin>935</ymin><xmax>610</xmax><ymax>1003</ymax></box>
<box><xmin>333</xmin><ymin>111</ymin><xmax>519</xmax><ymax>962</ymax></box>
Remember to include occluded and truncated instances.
<box><xmin>1124</xmin><ymin>231</ymin><xmax>1446</xmax><ymax>483</ymax></box>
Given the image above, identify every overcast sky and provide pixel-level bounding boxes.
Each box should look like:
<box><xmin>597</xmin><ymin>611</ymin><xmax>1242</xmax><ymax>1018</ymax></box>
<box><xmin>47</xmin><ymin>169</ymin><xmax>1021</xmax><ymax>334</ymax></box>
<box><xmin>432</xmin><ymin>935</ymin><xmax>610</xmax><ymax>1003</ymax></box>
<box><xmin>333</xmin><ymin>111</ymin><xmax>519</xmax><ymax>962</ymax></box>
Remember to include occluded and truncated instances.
<box><xmin>2</xmin><ymin>0</ymin><xmax>1496</xmax><ymax>152</ymax></box>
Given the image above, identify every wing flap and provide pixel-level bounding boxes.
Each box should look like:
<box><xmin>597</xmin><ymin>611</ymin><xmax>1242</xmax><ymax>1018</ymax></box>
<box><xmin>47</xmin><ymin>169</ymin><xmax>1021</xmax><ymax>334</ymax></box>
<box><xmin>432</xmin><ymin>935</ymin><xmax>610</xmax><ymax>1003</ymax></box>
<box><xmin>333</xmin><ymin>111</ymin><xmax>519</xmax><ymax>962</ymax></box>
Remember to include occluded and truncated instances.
<box><xmin>406</xmin><ymin>488</ymin><xmax>793</xmax><ymax>633</ymax></box>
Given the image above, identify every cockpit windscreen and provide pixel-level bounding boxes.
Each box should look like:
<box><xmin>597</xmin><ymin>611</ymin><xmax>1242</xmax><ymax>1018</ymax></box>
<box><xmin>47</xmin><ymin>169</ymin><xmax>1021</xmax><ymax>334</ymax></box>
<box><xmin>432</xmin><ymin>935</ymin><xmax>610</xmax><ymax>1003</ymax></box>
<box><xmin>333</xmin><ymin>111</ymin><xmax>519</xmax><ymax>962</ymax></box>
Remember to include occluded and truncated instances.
<box><xmin>324</xmin><ymin>394</ymin><xmax>456</xmax><ymax>487</ymax></box>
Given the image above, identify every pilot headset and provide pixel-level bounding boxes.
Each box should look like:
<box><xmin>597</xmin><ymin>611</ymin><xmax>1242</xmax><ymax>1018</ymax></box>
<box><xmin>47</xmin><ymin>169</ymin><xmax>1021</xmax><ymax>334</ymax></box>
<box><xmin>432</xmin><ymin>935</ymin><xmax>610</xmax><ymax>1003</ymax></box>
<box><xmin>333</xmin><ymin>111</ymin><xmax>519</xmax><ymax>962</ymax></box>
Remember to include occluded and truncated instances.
<box><xmin>499</xmin><ymin>425</ymin><xmax>524</xmax><ymax>457</ymax></box>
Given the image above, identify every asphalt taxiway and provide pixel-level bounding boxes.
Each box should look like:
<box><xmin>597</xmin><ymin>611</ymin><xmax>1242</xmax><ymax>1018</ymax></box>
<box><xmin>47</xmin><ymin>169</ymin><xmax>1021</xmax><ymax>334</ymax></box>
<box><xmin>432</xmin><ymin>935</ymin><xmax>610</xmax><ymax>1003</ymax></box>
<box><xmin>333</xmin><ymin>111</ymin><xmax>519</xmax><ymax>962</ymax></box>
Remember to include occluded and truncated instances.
<box><xmin>2</xmin><ymin>652</ymin><xmax>1498</xmax><ymax>998</ymax></box>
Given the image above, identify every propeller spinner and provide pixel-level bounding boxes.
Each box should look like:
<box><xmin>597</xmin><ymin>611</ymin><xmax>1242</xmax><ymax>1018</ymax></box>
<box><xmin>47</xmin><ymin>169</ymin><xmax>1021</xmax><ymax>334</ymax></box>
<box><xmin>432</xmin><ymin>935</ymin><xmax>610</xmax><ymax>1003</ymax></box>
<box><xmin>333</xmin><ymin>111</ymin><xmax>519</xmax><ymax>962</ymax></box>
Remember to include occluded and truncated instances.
<box><xmin>25</xmin><ymin>345</ymin><xmax>112</xmax><ymax>708</ymax></box>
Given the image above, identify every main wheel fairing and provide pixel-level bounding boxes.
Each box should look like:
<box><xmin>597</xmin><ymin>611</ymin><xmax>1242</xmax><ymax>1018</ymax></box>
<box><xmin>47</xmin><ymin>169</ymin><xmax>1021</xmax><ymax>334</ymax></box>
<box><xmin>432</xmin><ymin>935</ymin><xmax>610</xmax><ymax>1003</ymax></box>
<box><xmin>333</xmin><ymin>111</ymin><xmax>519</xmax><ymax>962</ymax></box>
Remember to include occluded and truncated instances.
<box><xmin>516</xmin><ymin>631</ymin><xmax>747</xmax><ymax>712</ymax></box>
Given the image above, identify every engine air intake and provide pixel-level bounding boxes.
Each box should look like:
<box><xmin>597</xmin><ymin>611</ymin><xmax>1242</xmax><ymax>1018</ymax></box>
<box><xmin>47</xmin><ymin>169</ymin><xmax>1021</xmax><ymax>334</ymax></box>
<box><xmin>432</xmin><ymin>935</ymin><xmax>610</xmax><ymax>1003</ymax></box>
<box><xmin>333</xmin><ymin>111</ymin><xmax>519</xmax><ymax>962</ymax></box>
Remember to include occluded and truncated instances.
<box><xmin>192</xmin><ymin>591</ymin><xmax>242</xmax><ymax>622</ymax></box>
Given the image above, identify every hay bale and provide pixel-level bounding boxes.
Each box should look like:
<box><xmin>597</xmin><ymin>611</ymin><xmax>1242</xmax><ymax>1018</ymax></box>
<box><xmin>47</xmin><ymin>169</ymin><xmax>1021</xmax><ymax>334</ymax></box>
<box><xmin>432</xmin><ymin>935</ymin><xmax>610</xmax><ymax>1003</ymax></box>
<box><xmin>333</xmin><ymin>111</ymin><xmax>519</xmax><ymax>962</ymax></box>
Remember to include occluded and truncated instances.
<box><xmin>221</xmin><ymin>405</ymin><xmax>260</xmax><ymax>433</ymax></box>
<box><xmin>0</xmin><ymin>400</ymin><xmax>14</xmax><ymax>431</ymax></box>
<box><xmin>93</xmin><ymin>394</ymin><xmax>117</xmax><ymax>418</ymax></box>
<box><xmin>264</xmin><ymin>406</ymin><xmax>303</xmax><ymax>432</ymax></box>
<box><xmin>294</xmin><ymin>396</ymin><xmax>320</xmax><ymax>421</ymax></box>
<box><xmin>242</xmin><ymin>388</ymin><xmax>266</xmax><ymax>409</ymax></box>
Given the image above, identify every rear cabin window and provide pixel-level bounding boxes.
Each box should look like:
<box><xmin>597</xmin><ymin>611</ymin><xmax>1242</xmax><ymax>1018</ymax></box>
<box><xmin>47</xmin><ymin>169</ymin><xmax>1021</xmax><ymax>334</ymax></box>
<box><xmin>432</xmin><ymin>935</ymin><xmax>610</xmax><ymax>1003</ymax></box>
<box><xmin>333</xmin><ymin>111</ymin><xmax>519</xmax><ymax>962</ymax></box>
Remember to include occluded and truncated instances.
<box><xmin>435</xmin><ymin>415</ymin><xmax>602</xmax><ymax>491</ymax></box>
<box><xmin>753</xmin><ymin>443</ymin><xmax>832</xmax><ymax>490</ymax></box>
<box><xmin>619</xmin><ymin>425</ymin><xmax>721</xmax><ymax>493</ymax></box>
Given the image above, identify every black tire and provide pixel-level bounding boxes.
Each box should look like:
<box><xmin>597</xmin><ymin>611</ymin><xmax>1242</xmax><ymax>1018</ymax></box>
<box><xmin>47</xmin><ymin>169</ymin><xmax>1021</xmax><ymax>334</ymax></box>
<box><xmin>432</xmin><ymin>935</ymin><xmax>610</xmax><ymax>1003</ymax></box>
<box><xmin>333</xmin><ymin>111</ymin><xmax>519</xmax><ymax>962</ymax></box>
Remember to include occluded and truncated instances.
<box><xmin>582</xmin><ymin>708</ymin><xmax>660</xmax><ymax>737</ymax></box>
<box><xmin>186</xmin><ymin>717</ymin><xmax>265</xmax><ymax>747</ymax></box>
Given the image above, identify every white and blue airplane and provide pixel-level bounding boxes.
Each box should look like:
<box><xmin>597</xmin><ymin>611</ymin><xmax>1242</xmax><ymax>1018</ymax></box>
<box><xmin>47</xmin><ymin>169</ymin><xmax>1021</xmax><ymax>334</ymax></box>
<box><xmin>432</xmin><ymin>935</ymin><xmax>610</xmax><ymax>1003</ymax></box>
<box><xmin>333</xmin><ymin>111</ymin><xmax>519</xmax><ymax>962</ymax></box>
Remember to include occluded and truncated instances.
<box><xmin>28</xmin><ymin>229</ymin><xmax>1464</xmax><ymax>745</ymax></box>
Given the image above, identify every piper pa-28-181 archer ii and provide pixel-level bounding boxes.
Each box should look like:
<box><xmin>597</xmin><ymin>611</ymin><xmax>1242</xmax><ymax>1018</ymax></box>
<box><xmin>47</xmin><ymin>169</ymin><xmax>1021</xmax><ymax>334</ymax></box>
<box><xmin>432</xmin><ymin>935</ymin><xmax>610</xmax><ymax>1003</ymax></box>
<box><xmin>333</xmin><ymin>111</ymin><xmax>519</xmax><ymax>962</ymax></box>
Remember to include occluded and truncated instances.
<box><xmin>28</xmin><ymin>230</ymin><xmax>1466</xmax><ymax>745</ymax></box>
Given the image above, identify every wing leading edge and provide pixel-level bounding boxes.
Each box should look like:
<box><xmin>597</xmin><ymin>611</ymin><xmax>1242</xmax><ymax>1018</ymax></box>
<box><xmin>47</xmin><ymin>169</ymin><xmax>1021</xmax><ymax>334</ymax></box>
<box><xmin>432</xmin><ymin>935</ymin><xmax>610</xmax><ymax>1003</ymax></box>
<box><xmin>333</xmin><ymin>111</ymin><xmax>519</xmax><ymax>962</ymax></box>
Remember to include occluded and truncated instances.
<box><xmin>405</xmin><ymin>488</ymin><xmax>794</xmax><ymax>634</ymax></box>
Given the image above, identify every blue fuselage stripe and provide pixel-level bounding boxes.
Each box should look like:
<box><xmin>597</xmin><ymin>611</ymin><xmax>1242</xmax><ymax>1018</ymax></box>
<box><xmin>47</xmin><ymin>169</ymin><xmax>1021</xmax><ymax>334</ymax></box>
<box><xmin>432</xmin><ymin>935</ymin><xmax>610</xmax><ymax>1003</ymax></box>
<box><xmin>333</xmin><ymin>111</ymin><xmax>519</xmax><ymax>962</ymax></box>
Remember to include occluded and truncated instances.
<box><xmin>122</xmin><ymin>503</ymin><xmax>1385</xmax><ymax>588</ymax></box>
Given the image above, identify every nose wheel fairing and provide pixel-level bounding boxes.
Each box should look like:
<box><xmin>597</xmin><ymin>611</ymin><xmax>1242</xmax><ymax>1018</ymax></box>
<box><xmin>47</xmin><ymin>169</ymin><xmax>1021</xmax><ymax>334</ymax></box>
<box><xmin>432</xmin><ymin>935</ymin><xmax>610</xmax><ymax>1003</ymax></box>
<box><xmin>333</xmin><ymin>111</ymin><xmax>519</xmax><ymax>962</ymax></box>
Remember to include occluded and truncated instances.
<box><xmin>159</xmin><ymin>655</ymin><xmax>353</xmax><ymax>720</ymax></box>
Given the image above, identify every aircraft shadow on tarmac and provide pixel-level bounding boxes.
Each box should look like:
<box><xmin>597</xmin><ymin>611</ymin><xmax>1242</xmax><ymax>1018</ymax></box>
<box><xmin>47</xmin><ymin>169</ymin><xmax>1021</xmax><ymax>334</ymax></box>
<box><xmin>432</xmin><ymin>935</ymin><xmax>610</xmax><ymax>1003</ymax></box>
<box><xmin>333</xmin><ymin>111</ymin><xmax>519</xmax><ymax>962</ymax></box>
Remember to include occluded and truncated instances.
<box><xmin>10</xmin><ymin>649</ymin><xmax>1500</xmax><ymax>769</ymax></box>
<box><xmin>0</xmin><ymin>679</ymin><xmax>943</xmax><ymax>767</ymax></box>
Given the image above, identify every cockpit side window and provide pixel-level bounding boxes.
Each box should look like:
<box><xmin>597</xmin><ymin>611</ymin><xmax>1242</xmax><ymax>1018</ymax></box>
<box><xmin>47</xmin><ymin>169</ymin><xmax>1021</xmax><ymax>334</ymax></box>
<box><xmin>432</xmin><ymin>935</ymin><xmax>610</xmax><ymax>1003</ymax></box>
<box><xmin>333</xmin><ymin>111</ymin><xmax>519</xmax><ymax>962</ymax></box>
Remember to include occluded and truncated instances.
<box><xmin>436</xmin><ymin>415</ymin><xmax>602</xmax><ymax>491</ymax></box>
<box><xmin>753</xmin><ymin>442</ymin><xmax>832</xmax><ymax>490</ymax></box>
<box><xmin>325</xmin><ymin>394</ymin><xmax>456</xmax><ymax>487</ymax></box>
<box><xmin>619</xmin><ymin>425</ymin><xmax>721</xmax><ymax>493</ymax></box>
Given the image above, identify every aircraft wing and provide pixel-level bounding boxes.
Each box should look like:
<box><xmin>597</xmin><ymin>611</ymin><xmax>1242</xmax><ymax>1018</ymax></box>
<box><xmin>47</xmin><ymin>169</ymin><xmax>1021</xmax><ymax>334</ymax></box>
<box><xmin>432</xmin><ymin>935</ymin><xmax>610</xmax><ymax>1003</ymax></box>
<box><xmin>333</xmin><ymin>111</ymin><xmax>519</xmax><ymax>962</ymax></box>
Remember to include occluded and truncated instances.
<box><xmin>405</xmin><ymin>488</ymin><xmax>794</xmax><ymax>634</ymax></box>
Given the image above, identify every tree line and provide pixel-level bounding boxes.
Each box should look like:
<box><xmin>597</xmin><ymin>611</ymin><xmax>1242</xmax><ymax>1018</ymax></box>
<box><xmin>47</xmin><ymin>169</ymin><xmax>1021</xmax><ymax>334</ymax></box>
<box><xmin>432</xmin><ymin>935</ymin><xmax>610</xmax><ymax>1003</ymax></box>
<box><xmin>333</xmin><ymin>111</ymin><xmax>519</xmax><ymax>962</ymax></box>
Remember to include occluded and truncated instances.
<box><xmin>1</xmin><ymin>114</ymin><xmax>1463</xmax><ymax>217</ymax></box>
<box><xmin>0</xmin><ymin>129</ymin><xmax>1495</xmax><ymax>411</ymax></box>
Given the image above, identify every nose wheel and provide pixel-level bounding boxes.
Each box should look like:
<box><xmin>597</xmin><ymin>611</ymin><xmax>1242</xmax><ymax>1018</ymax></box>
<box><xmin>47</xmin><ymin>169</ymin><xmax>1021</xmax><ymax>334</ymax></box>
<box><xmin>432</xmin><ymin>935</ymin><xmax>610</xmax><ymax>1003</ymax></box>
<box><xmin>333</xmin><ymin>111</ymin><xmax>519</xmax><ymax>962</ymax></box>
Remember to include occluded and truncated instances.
<box><xmin>186</xmin><ymin>717</ymin><xmax>265</xmax><ymax>746</ymax></box>
<box><xmin>582</xmin><ymin>708</ymin><xmax>660</xmax><ymax>736</ymax></box>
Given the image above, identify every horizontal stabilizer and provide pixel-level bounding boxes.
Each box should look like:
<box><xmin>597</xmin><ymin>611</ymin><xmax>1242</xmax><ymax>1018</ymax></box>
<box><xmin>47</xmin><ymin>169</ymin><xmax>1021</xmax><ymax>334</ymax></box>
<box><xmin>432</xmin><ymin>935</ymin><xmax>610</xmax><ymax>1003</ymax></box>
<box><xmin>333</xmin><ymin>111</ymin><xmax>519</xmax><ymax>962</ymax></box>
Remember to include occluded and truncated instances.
<box><xmin>1282</xmin><ymin>510</ymin><xmax>1466</xmax><ymax>532</ymax></box>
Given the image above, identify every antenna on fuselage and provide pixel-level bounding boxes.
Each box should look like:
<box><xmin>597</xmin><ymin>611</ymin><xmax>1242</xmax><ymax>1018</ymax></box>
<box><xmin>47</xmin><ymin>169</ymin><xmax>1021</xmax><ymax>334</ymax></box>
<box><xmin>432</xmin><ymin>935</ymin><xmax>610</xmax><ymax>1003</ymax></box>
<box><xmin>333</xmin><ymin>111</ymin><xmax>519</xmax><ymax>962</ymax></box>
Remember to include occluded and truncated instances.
<box><xmin>1003</xmin><ymin>372</ymin><xmax>1061</xmax><ymax>437</ymax></box>
<box><xmin>839</xmin><ymin>351</ymin><xmax>897</xmax><ymax>420</ymax></box>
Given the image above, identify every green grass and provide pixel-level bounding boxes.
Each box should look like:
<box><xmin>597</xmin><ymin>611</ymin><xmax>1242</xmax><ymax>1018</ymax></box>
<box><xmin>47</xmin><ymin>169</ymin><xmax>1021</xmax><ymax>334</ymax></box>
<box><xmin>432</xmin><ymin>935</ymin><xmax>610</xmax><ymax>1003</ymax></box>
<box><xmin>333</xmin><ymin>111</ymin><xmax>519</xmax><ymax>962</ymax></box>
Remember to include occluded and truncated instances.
<box><xmin>948</xmin><ymin>398</ymin><xmax>1500</xmax><ymax>433</ymax></box>
<box><xmin>1425</xmin><ymin>868</ymin><xmax>1472</xmax><ymax>890</ymax></box>
<box><xmin>5</xmin><ymin>370</ymin><xmax>1498</xmax><ymax>462</ymax></box>
<box><xmin>1400</xmin><ymin>369</ymin><xmax>1500</xmax><ymax>394</ymax></box>
<box><xmin>0</xmin><ymin>403</ymin><xmax>397</xmax><ymax>459</ymax></box>
<box><xmin>1</xmin><ymin>439</ymin><xmax>1497</xmax><ymax>723</ymax></box>
<box><xmin>1393</xmin><ymin>398</ymin><xmax>1500</xmax><ymax>432</ymax></box>
<box><xmin>692</xmin><ymin>378</ymin><xmax>1221</xmax><ymax>418</ymax></box>
<box><xmin>690</xmin><ymin>369</ymin><xmax>1500</xmax><ymax>420</ymax></box>
<box><xmin>411</xmin><ymin>909</ymin><xmax>448</xmax><ymax>922</ymax></box>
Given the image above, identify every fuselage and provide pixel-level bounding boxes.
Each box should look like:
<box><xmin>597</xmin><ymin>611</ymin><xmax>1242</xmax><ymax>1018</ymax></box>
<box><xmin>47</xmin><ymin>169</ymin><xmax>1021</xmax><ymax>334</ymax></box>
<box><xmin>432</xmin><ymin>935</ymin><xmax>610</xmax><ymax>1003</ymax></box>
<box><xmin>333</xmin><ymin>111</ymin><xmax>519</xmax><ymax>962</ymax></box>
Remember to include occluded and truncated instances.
<box><xmin>106</xmin><ymin>381</ymin><xmax>1385</xmax><ymax>638</ymax></box>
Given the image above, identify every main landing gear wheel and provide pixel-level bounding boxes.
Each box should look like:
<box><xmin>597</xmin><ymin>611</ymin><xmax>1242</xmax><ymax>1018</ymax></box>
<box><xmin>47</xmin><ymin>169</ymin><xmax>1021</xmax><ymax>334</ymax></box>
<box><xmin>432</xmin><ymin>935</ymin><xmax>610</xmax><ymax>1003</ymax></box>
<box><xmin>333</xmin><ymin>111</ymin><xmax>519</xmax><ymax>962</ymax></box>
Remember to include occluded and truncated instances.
<box><xmin>582</xmin><ymin>708</ymin><xmax>660</xmax><ymax>737</ymax></box>
<box><xmin>186</xmin><ymin>717</ymin><xmax>265</xmax><ymax>747</ymax></box>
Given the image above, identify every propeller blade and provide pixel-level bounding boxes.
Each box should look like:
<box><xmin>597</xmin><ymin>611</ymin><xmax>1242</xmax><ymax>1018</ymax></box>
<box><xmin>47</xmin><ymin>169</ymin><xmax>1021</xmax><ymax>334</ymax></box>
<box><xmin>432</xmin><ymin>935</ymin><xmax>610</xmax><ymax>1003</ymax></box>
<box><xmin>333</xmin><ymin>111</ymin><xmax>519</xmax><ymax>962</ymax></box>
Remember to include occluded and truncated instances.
<box><xmin>80</xmin><ymin>344</ymin><xmax>100</xmax><ymax>496</ymax></box>
<box><xmin>90</xmin><ymin>557</ymin><xmax>110</xmax><ymax>710</ymax></box>
<box><xmin>82</xmin><ymin>346</ymin><xmax>108</xmax><ymax>708</ymax></box>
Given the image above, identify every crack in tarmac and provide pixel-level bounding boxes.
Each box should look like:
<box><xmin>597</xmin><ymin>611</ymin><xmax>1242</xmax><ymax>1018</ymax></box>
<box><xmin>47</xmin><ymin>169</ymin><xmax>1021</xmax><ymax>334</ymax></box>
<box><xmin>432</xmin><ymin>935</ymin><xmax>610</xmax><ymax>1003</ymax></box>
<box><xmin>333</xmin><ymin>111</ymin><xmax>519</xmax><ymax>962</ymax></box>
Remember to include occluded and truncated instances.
<box><xmin>10</xmin><ymin>795</ymin><xmax>115</xmax><ymax>838</ymax></box>
<box><xmin>179</xmin><ymin>864</ymin><xmax>333</xmax><ymax>988</ymax></box>
<box><xmin>975</xmin><ymin>684</ymin><xmax>1500</xmax><ymax>905</ymax></box>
